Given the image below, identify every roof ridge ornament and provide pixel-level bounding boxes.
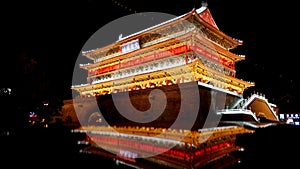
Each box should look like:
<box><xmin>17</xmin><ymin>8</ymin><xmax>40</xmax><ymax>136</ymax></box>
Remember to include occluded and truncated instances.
<box><xmin>118</xmin><ymin>33</ymin><xmax>123</xmax><ymax>41</ymax></box>
<box><xmin>201</xmin><ymin>0</ymin><xmax>208</xmax><ymax>7</ymax></box>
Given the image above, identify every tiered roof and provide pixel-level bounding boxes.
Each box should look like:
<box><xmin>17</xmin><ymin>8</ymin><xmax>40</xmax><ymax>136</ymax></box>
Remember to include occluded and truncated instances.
<box><xmin>81</xmin><ymin>3</ymin><xmax>243</xmax><ymax>63</ymax></box>
<box><xmin>72</xmin><ymin>3</ymin><xmax>254</xmax><ymax>96</ymax></box>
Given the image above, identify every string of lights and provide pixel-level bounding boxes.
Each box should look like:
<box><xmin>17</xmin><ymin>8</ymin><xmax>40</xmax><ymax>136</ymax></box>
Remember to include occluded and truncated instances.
<box><xmin>111</xmin><ymin>0</ymin><xmax>138</xmax><ymax>13</ymax></box>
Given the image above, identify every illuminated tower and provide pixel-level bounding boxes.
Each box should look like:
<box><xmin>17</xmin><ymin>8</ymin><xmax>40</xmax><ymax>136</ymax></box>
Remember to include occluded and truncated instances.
<box><xmin>70</xmin><ymin>3</ymin><xmax>279</xmax><ymax>168</ymax></box>
<box><xmin>72</xmin><ymin>4</ymin><xmax>253</xmax><ymax>97</ymax></box>
<box><xmin>71</xmin><ymin>3</ymin><xmax>259</xmax><ymax>129</ymax></box>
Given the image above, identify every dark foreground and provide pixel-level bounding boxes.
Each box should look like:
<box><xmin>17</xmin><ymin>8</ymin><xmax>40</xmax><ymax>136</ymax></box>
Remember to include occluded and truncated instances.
<box><xmin>0</xmin><ymin>126</ymin><xmax>102</xmax><ymax>168</ymax></box>
<box><xmin>1</xmin><ymin>124</ymin><xmax>300</xmax><ymax>168</ymax></box>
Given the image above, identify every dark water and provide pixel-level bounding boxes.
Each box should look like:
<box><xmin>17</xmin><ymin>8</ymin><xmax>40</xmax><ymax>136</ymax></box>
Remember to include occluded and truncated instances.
<box><xmin>229</xmin><ymin>124</ymin><xmax>300</xmax><ymax>169</ymax></box>
<box><xmin>0</xmin><ymin>126</ymin><xmax>130</xmax><ymax>168</ymax></box>
<box><xmin>1</xmin><ymin>124</ymin><xmax>299</xmax><ymax>168</ymax></box>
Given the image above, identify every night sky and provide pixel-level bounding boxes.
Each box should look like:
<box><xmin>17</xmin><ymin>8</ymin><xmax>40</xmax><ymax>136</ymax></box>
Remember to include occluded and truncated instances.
<box><xmin>1</xmin><ymin>0</ymin><xmax>299</xmax><ymax>113</ymax></box>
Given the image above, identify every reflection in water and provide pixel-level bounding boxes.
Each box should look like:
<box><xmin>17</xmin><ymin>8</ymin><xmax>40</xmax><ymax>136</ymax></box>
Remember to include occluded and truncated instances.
<box><xmin>1</xmin><ymin>124</ymin><xmax>299</xmax><ymax>168</ymax></box>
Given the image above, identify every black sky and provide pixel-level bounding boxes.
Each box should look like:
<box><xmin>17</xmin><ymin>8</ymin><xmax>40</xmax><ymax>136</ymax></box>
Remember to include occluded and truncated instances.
<box><xmin>1</xmin><ymin>0</ymin><xmax>299</xmax><ymax>113</ymax></box>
